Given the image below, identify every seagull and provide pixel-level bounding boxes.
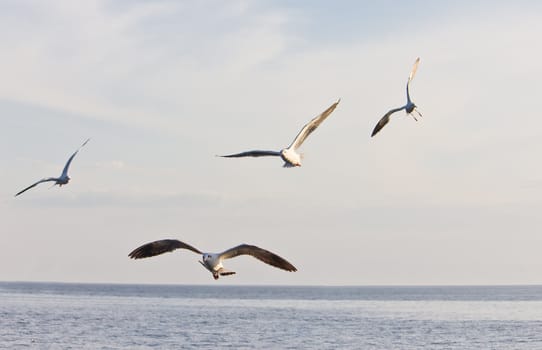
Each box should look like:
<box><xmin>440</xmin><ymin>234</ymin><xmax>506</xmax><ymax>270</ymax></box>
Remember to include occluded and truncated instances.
<box><xmin>371</xmin><ymin>57</ymin><xmax>422</xmax><ymax>137</ymax></box>
<box><xmin>218</xmin><ymin>99</ymin><xmax>340</xmax><ymax>167</ymax></box>
<box><xmin>15</xmin><ymin>138</ymin><xmax>90</xmax><ymax>197</ymax></box>
<box><xmin>128</xmin><ymin>239</ymin><xmax>297</xmax><ymax>280</ymax></box>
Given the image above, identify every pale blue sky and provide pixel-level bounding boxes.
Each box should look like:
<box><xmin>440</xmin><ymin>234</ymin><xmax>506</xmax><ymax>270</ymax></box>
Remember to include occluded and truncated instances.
<box><xmin>1</xmin><ymin>1</ymin><xmax>541</xmax><ymax>285</ymax></box>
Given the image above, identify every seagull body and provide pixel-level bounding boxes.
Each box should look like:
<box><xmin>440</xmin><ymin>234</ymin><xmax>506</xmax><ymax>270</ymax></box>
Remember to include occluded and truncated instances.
<box><xmin>371</xmin><ymin>58</ymin><xmax>422</xmax><ymax>137</ymax></box>
<box><xmin>219</xmin><ymin>99</ymin><xmax>340</xmax><ymax>167</ymax></box>
<box><xmin>128</xmin><ymin>239</ymin><xmax>297</xmax><ymax>280</ymax></box>
<box><xmin>15</xmin><ymin>138</ymin><xmax>90</xmax><ymax>197</ymax></box>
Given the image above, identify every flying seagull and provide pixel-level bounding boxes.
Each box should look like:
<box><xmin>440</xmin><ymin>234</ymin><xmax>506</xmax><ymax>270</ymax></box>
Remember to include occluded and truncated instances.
<box><xmin>15</xmin><ymin>138</ymin><xmax>90</xmax><ymax>197</ymax></box>
<box><xmin>371</xmin><ymin>57</ymin><xmax>423</xmax><ymax>137</ymax></box>
<box><xmin>128</xmin><ymin>239</ymin><xmax>297</xmax><ymax>280</ymax></box>
<box><xmin>218</xmin><ymin>99</ymin><xmax>340</xmax><ymax>167</ymax></box>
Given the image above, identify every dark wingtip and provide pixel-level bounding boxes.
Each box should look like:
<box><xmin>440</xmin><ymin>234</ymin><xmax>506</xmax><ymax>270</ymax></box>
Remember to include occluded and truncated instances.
<box><xmin>280</xmin><ymin>259</ymin><xmax>297</xmax><ymax>272</ymax></box>
<box><xmin>128</xmin><ymin>251</ymin><xmax>146</xmax><ymax>259</ymax></box>
<box><xmin>128</xmin><ymin>248</ymin><xmax>144</xmax><ymax>259</ymax></box>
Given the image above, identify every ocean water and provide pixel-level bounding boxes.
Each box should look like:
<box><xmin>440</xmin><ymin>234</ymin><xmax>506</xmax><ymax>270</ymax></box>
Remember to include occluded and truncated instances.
<box><xmin>1</xmin><ymin>283</ymin><xmax>542</xmax><ymax>349</ymax></box>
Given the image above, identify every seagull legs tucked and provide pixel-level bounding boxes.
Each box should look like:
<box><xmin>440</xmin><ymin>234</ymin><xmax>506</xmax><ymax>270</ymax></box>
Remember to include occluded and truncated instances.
<box><xmin>198</xmin><ymin>253</ymin><xmax>235</xmax><ymax>280</ymax></box>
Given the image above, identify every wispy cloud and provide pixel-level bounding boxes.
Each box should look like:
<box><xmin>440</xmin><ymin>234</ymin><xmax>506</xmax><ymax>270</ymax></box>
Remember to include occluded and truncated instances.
<box><xmin>0</xmin><ymin>0</ymin><xmax>292</xmax><ymax>130</ymax></box>
<box><xmin>2</xmin><ymin>1</ymin><xmax>542</xmax><ymax>284</ymax></box>
<box><xmin>13</xmin><ymin>189</ymin><xmax>224</xmax><ymax>209</ymax></box>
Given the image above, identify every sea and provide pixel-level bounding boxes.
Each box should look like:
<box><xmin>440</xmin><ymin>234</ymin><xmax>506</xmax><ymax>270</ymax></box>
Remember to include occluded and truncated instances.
<box><xmin>1</xmin><ymin>282</ymin><xmax>541</xmax><ymax>349</ymax></box>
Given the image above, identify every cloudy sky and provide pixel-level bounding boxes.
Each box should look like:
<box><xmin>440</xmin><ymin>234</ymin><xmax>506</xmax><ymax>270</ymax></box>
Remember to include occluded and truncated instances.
<box><xmin>1</xmin><ymin>0</ymin><xmax>541</xmax><ymax>285</ymax></box>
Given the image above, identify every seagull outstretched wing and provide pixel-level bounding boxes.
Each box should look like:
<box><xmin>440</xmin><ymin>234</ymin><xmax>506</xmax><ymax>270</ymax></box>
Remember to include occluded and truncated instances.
<box><xmin>406</xmin><ymin>57</ymin><xmax>420</xmax><ymax>103</ymax></box>
<box><xmin>371</xmin><ymin>106</ymin><xmax>406</xmax><ymax>137</ymax></box>
<box><xmin>218</xmin><ymin>150</ymin><xmax>281</xmax><ymax>158</ymax></box>
<box><xmin>61</xmin><ymin>138</ymin><xmax>91</xmax><ymax>178</ymax></box>
<box><xmin>15</xmin><ymin>177</ymin><xmax>59</xmax><ymax>197</ymax></box>
<box><xmin>219</xmin><ymin>244</ymin><xmax>297</xmax><ymax>272</ymax></box>
<box><xmin>287</xmin><ymin>99</ymin><xmax>340</xmax><ymax>151</ymax></box>
<box><xmin>408</xmin><ymin>57</ymin><xmax>420</xmax><ymax>83</ymax></box>
<box><xmin>128</xmin><ymin>239</ymin><xmax>202</xmax><ymax>259</ymax></box>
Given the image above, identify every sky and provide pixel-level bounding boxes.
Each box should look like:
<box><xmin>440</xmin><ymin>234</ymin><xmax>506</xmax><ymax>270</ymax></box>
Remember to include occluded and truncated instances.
<box><xmin>1</xmin><ymin>0</ymin><xmax>542</xmax><ymax>285</ymax></box>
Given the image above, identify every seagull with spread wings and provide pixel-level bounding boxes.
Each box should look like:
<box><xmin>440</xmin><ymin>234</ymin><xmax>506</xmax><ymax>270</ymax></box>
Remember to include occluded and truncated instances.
<box><xmin>129</xmin><ymin>239</ymin><xmax>297</xmax><ymax>280</ymax></box>
<box><xmin>15</xmin><ymin>138</ymin><xmax>90</xmax><ymax>197</ymax></box>
<box><xmin>218</xmin><ymin>99</ymin><xmax>340</xmax><ymax>167</ymax></box>
<box><xmin>371</xmin><ymin>58</ymin><xmax>423</xmax><ymax>137</ymax></box>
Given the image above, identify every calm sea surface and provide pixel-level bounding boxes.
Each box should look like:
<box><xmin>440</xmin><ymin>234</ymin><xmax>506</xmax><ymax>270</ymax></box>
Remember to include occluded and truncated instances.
<box><xmin>1</xmin><ymin>282</ymin><xmax>541</xmax><ymax>349</ymax></box>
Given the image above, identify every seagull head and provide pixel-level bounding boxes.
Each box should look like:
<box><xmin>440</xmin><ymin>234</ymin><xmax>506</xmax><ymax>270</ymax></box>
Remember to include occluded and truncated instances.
<box><xmin>406</xmin><ymin>102</ymin><xmax>416</xmax><ymax>114</ymax></box>
<box><xmin>280</xmin><ymin>149</ymin><xmax>302</xmax><ymax>167</ymax></box>
<box><xmin>202</xmin><ymin>254</ymin><xmax>213</xmax><ymax>262</ymax></box>
<box><xmin>58</xmin><ymin>176</ymin><xmax>71</xmax><ymax>186</ymax></box>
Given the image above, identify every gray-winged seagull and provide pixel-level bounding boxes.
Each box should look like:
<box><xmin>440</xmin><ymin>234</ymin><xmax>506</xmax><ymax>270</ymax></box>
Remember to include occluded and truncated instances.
<box><xmin>219</xmin><ymin>99</ymin><xmax>340</xmax><ymax>167</ymax></box>
<box><xmin>128</xmin><ymin>239</ymin><xmax>297</xmax><ymax>280</ymax></box>
<box><xmin>15</xmin><ymin>138</ymin><xmax>90</xmax><ymax>197</ymax></box>
<box><xmin>371</xmin><ymin>57</ymin><xmax>423</xmax><ymax>137</ymax></box>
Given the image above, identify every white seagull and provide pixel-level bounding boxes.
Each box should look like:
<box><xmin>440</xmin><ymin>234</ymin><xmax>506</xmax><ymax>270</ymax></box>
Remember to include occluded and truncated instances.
<box><xmin>15</xmin><ymin>138</ymin><xmax>90</xmax><ymax>197</ymax></box>
<box><xmin>218</xmin><ymin>99</ymin><xmax>340</xmax><ymax>167</ymax></box>
<box><xmin>128</xmin><ymin>239</ymin><xmax>297</xmax><ymax>280</ymax></box>
<box><xmin>371</xmin><ymin>57</ymin><xmax>423</xmax><ymax>137</ymax></box>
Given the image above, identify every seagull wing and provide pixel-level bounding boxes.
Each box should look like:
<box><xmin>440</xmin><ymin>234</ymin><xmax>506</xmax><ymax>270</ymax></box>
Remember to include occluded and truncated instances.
<box><xmin>15</xmin><ymin>177</ymin><xmax>59</xmax><ymax>197</ymax></box>
<box><xmin>219</xmin><ymin>244</ymin><xmax>297</xmax><ymax>272</ymax></box>
<box><xmin>218</xmin><ymin>150</ymin><xmax>281</xmax><ymax>158</ymax></box>
<box><xmin>61</xmin><ymin>138</ymin><xmax>90</xmax><ymax>178</ymax></box>
<box><xmin>128</xmin><ymin>239</ymin><xmax>202</xmax><ymax>259</ymax></box>
<box><xmin>287</xmin><ymin>99</ymin><xmax>340</xmax><ymax>151</ymax></box>
<box><xmin>406</xmin><ymin>57</ymin><xmax>420</xmax><ymax>103</ymax></box>
<box><xmin>371</xmin><ymin>106</ymin><xmax>406</xmax><ymax>137</ymax></box>
<box><xmin>408</xmin><ymin>57</ymin><xmax>420</xmax><ymax>83</ymax></box>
